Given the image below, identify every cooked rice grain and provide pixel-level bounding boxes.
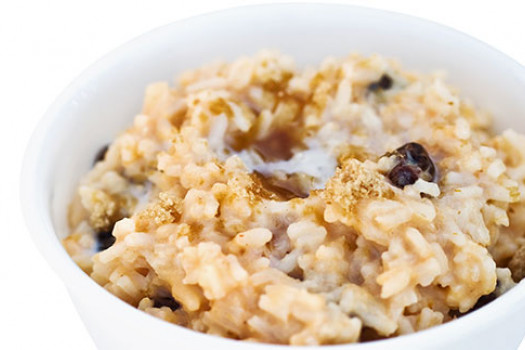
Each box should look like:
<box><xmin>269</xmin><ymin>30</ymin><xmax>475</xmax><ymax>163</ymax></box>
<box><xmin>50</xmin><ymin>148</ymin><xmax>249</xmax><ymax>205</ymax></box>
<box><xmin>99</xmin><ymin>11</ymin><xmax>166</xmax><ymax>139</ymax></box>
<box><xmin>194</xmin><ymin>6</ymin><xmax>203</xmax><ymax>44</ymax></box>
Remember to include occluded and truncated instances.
<box><xmin>64</xmin><ymin>51</ymin><xmax>525</xmax><ymax>345</ymax></box>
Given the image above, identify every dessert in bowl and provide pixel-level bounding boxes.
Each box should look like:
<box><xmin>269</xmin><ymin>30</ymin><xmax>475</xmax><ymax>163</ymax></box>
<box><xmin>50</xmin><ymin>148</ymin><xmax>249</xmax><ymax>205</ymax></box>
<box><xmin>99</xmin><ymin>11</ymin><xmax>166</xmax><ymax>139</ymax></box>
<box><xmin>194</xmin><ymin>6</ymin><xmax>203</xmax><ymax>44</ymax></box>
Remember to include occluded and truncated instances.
<box><xmin>21</xmin><ymin>4</ymin><xmax>525</xmax><ymax>349</ymax></box>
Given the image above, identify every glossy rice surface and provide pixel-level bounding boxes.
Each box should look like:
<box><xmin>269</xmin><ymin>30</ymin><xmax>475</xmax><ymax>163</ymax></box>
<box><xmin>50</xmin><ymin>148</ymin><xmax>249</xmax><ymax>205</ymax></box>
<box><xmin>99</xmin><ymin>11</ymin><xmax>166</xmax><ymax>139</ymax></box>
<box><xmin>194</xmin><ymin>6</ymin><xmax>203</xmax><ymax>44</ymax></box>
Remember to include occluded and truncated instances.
<box><xmin>64</xmin><ymin>51</ymin><xmax>525</xmax><ymax>345</ymax></box>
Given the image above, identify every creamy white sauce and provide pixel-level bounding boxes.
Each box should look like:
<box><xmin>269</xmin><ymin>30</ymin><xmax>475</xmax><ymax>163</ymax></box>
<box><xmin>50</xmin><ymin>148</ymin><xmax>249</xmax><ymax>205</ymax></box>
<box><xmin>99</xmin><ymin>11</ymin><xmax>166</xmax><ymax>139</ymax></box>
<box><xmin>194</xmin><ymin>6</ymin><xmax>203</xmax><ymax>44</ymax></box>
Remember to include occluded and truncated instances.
<box><xmin>208</xmin><ymin>115</ymin><xmax>339</xmax><ymax>191</ymax></box>
<box><xmin>253</xmin><ymin>148</ymin><xmax>337</xmax><ymax>189</ymax></box>
<box><xmin>208</xmin><ymin>114</ymin><xmax>229</xmax><ymax>159</ymax></box>
<box><xmin>130</xmin><ymin>181</ymin><xmax>152</xmax><ymax>213</ymax></box>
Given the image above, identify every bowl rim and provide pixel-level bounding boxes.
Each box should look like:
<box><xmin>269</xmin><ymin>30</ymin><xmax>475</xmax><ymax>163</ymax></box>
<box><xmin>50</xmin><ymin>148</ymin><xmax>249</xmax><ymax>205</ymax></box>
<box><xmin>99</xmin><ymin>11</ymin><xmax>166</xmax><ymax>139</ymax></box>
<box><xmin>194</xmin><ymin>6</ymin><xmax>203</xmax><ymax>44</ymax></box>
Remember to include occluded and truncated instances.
<box><xmin>20</xmin><ymin>2</ymin><xmax>525</xmax><ymax>349</ymax></box>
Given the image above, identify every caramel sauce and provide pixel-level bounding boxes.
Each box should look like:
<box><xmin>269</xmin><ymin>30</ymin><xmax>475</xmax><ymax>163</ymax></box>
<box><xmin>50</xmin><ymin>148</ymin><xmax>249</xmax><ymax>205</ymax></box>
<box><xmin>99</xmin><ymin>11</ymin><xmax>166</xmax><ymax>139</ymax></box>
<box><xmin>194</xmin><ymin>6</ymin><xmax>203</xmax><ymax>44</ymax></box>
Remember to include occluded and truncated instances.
<box><xmin>253</xmin><ymin>129</ymin><xmax>295</xmax><ymax>161</ymax></box>
<box><xmin>251</xmin><ymin>171</ymin><xmax>309</xmax><ymax>200</ymax></box>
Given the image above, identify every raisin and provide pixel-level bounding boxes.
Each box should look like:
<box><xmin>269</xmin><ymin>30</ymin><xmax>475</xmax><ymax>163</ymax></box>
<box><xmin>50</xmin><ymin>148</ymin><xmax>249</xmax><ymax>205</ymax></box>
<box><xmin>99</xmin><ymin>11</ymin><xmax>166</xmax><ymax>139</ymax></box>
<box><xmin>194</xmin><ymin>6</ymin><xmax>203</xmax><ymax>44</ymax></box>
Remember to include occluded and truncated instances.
<box><xmin>95</xmin><ymin>230</ymin><xmax>116</xmax><ymax>251</ymax></box>
<box><xmin>153</xmin><ymin>290</ymin><xmax>180</xmax><ymax>311</ymax></box>
<box><xmin>449</xmin><ymin>291</ymin><xmax>497</xmax><ymax>319</ymax></box>
<box><xmin>471</xmin><ymin>292</ymin><xmax>497</xmax><ymax>311</ymax></box>
<box><xmin>396</xmin><ymin>142</ymin><xmax>435</xmax><ymax>180</ymax></box>
<box><xmin>359</xmin><ymin>327</ymin><xmax>382</xmax><ymax>342</ymax></box>
<box><xmin>386</xmin><ymin>142</ymin><xmax>436</xmax><ymax>188</ymax></box>
<box><xmin>93</xmin><ymin>144</ymin><xmax>109</xmax><ymax>165</ymax></box>
<box><xmin>448</xmin><ymin>309</ymin><xmax>462</xmax><ymax>319</ymax></box>
<box><xmin>368</xmin><ymin>74</ymin><xmax>393</xmax><ymax>92</ymax></box>
<box><xmin>388</xmin><ymin>164</ymin><xmax>419</xmax><ymax>187</ymax></box>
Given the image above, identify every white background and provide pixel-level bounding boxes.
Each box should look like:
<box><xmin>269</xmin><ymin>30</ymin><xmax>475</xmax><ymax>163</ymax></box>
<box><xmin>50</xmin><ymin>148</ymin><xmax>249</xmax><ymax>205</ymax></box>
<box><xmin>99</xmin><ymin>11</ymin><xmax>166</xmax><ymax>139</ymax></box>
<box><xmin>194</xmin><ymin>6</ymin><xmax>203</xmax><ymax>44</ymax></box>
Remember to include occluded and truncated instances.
<box><xmin>2</xmin><ymin>0</ymin><xmax>525</xmax><ymax>349</ymax></box>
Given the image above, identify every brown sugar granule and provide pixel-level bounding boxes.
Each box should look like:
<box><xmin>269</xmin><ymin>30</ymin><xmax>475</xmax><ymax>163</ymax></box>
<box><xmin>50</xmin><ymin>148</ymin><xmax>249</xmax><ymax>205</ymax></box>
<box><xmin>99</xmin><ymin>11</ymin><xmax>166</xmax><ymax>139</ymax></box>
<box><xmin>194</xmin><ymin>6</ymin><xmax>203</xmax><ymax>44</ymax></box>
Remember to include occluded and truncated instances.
<box><xmin>82</xmin><ymin>189</ymin><xmax>121</xmax><ymax>232</ymax></box>
<box><xmin>135</xmin><ymin>192</ymin><xmax>182</xmax><ymax>231</ymax></box>
<box><xmin>325</xmin><ymin>159</ymin><xmax>389</xmax><ymax>212</ymax></box>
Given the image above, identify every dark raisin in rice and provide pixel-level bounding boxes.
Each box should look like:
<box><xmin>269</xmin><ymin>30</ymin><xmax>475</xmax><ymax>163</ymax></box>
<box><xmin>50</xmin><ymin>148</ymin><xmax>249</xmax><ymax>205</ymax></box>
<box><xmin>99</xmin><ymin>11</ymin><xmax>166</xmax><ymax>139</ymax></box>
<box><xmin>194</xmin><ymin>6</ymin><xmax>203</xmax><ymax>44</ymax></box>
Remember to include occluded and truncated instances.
<box><xmin>448</xmin><ymin>291</ymin><xmax>497</xmax><ymax>318</ymax></box>
<box><xmin>368</xmin><ymin>74</ymin><xmax>393</xmax><ymax>92</ymax></box>
<box><xmin>153</xmin><ymin>293</ymin><xmax>180</xmax><ymax>311</ymax></box>
<box><xmin>386</xmin><ymin>142</ymin><xmax>437</xmax><ymax>188</ymax></box>
<box><xmin>388</xmin><ymin>164</ymin><xmax>420</xmax><ymax>188</ymax></box>
<box><xmin>396</xmin><ymin>142</ymin><xmax>435</xmax><ymax>180</ymax></box>
<box><xmin>96</xmin><ymin>230</ymin><xmax>116</xmax><ymax>251</ymax></box>
<box><xmin>470</xmin><ymin>292</ymin><xmax>497</xmax><ymax>311</ymax></box>
<box><xmin>93</xmin><ymin>144</ymin><xmax>109</xmax><ymax>165</ymax></box>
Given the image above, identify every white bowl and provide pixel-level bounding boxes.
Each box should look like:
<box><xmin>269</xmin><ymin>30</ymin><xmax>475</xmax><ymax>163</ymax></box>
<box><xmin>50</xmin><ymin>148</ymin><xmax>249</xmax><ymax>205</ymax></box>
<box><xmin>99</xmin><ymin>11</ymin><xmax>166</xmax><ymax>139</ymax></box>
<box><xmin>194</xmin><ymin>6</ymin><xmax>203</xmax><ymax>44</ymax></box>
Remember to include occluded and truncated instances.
<box><xmin>21</xmin><ymin>3</ymin><xmax>525</xmax><ymax>349</ymax></box>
